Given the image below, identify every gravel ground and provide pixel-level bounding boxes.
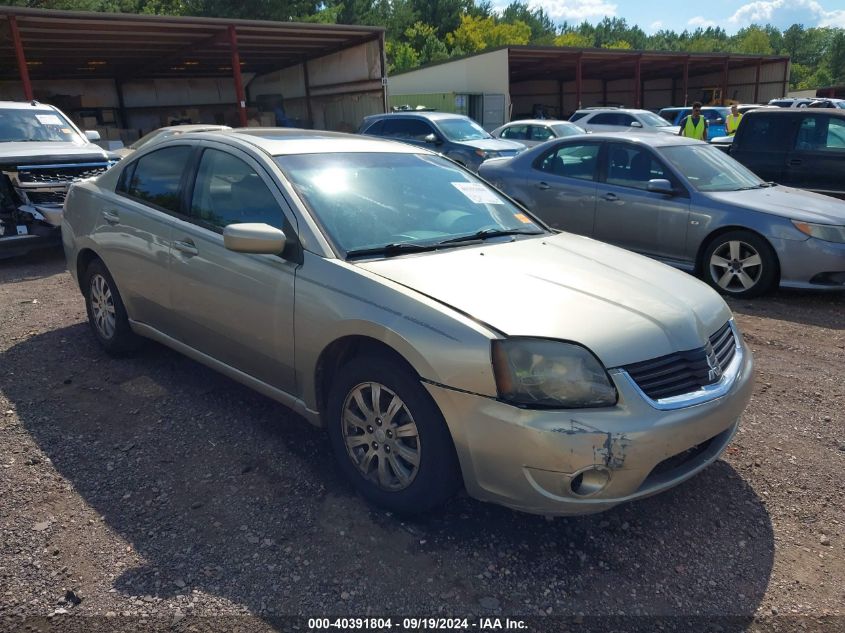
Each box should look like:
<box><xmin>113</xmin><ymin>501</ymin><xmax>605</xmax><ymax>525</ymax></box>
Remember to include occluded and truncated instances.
<box><xmin>1</xmin><ymin>248</ymin><xmax>843</xmax><ymax>633</ymax></box>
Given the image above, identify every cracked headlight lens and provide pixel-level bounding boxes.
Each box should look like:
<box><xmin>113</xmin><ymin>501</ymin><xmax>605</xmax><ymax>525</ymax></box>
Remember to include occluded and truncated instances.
<box><xmin>492</xmin><ymin>338</ymin><xmax>617</xmax><ymax>408</ymax></box>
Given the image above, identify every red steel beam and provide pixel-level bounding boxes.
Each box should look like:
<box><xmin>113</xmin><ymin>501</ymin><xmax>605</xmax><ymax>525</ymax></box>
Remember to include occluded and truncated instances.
<box><xmin>682</xmin><ymin>56</ymin><xmax>689</xmax><ymax>106</ymax></box>
<box><xmin>9</xmin><ymin>15</ymin><xmax>34</xmax><ymax>101</ymax></box>
<box><xmin>721</xmin><ymin>57</ymin><xmax>729</xmax><ymax>105</ymax></box>
<box><xmin>754</xmin><ymin>58</ymin><xmax>762</xmax><ymax>103</ymax></box>
<box><xmin>228</xmin><ymin>24</ymin><xmax>248</xmax><ymax>127</ymax></box>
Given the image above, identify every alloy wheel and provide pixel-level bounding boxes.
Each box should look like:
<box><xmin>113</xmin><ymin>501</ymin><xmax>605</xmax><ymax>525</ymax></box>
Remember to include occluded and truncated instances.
<box><xmin>708</xmin><ymin>240</ymin><xmax>763</xmax><ymax>293</ymax></box>
<box><xmin>89</xmin><ymin>273</ymin><xmax>116</xmax><ymax>340</ymax></box>
<box><xmin>341</xmin><ymin>382</ymin><xmax>421</xmax><ymax>491</ymax></box>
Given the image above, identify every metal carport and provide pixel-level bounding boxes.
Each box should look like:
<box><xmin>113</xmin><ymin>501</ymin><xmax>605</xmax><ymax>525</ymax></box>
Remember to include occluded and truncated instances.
<box><xmin>0</xmin><ymin>7</ymin><xmax>386</xmax><ymax>133</ymax></box>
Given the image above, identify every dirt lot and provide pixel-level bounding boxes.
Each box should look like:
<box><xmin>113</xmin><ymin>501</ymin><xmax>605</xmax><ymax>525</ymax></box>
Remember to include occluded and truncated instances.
<box><xmin>1</xmin><ymin>248</ymin><xmax>843</xmax><ymax>633</ymax></box>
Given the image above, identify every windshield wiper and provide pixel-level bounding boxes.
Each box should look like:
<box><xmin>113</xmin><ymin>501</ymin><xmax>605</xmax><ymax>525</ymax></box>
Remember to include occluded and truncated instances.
<box><xmin>438</xmin><ymin>227</ymin><xmax>544</xmax><ymax>245</ymax></box>
<box><xmin>345</xmin><ymin>242</ymin><xmax>438</xmax><ymax>259</ymax></box>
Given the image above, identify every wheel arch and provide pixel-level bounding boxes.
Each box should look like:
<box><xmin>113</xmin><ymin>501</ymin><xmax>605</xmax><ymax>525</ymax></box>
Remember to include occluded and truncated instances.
<box><xmin>75</xmin><ymin>247</ymin><xmax>102</xmax><ymax>293</ymax></box>
<box><xmin>314</xmin><ymin>335</ymin><xmax>423</xmax><ymax>420</ymax></box>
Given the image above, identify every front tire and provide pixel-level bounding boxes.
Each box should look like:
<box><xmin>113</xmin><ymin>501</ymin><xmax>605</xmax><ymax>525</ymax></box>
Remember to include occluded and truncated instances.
<box><xmin>83</xmin><ymin>259</ymin><xmax>141</xmax><ymax>355</ymax></box>
<box><xmin>326</xmin><ymin>356</ymin><xmax>461</xmax><ymax>514</ymax></box>
<box><xmin>701</xmin><ymin>230</ymin><xmax>778</xmax><ymax>298</ymax></box>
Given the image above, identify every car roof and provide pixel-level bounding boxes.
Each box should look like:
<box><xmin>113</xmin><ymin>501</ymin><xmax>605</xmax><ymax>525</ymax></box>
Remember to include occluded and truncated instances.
<box><xmin>183</xmin><ymin>128</ymin><xmax>431</xmax><ymax>156</ymax></box>
<box><xmin>364</xmin><ymin>111</ymin><xmax>471</xmax><ymax>122</ymax></box>
<box><xmin>744</xmin><ymin>108</ymin><xmax>845</xmax><ymax>117</ymax></box>
<box><xmin>502</xmin><ymin>119</ymin><xmax>575</xmax><ymax>126</ymax></box>
<box><xmin>0</xmin><ymin>100</ymin><xmax>58</xmax><ymax>110</ymax></box>
<box><xmin>560</xmin><ymin>132</ymin><xmax>700</xmax><ymax>148</ymax></box>
<box><xmin>577</xmin><ymin>108</ymin><xmax>655</xmax><ymax>115</ymax></box>
<box><xmin>157</xmin><ymin>124</ymin><xmax>231</xmax><ymax>132</ymax></box>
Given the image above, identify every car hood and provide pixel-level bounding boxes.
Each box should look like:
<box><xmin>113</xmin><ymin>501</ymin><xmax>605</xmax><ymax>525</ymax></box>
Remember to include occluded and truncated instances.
<box><xmin>0</xmin><ymin>141</ymin><xmax>110</xmax><ymax>165</ymax></box>
<box><xmin>706</xmin><ymin>186</ymin><xmax>845</xmax><ymax>224</ymax></box>
<box><xmin>458</xmin><ymin>138</ymin><xmax>525</xmax><ymax>152</ymax></box>
<box><xmin>655</xmin><ymin>126</ymin><xmax>681</xmax><ymax>134</ymax></box>
<box><xmin>357</xmin><ymin>232</ymin><xmax>731</xmax><ymax>368</ymax></box>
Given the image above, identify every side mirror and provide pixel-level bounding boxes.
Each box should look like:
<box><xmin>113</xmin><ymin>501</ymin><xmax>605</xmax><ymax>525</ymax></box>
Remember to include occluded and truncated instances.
<box><xmin>424</xmin><ymin>133</ymin><xmax>442</xmax><ymax>145</ymax></box>
<box><xmin>84</xmin><ymin>130</ymin><xmax>101</xmax><ymax>141</ymax></box>
<box><xmin>630</xmin><ymin>121</ymin><xmax>643</xmax><ymax>128</ymax></box>
<box><xmin>223</xmin><ymin>222</ymin><xmax>286</xmax><ymax>254</ymax></box>
<box><xmin>647</xmin><ymin>179</ymin><xmax>675</xmax><ymax>195</ymax></box>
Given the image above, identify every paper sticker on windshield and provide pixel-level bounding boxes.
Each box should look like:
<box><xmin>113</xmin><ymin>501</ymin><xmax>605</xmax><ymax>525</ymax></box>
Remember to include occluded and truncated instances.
<box><xmin>452</xmin><ymin>182</ymin><xmax>504</xmax><ymax>204</ymax></box>
<box><xmin>35</xmin><ymin>114</ymin><xmax>63</xmax><ymax>125</ymax></box>
<box><xmin>514</xmin><ymin>213</ymin><xmax>533</xmax><ymax>224</ymax></box>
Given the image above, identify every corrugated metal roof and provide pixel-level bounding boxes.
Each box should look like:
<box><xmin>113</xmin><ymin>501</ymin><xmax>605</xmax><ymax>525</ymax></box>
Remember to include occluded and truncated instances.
<box><xmin>0</xmin><ymin>6</ymin><xmax>384</xmax><ymax>81</ymax></box>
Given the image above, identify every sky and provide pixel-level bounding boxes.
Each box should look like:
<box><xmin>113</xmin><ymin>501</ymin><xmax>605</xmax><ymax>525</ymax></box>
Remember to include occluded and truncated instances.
<box><xmin>493</xmin><ymin>0</ymin><xmax>845</xmax><ymax>33</ymax></box>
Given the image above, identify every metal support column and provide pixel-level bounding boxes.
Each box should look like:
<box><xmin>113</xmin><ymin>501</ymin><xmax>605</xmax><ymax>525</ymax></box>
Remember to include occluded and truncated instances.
<box><xmin>575</xmin><ymin>54</ymin><xmax>583</xmax><ymax>110</ymax></box>
<box><xmin>9</xmin><ymin>15</ymin><xmax>33</xmax><ymax>101</ymax></box>
<box><xmin>302</xmin><ymin>61</ymin><xmax>314</xmax><ymax>128</ymax></box>
<box><xmin>558</xmin><ymin>79</ymin><xmax>564</xmax><ymax>119</ymax></box>
<box><xmin>754</xmin><ymin>59</ymin><xmax>762</xmax><ymax>104</ymax></box>
<box><xmin>782</xmin><ymin>59</ymin><xmax>789</xmax><ymax>98</ymax></box>
<box><xmin>115</xmin><ymin>79</ymin><xmax>128</xmax><ymax>128</ymax></box>
<box><xmin>682</xmin><ymin>56</ymin><xmax>690</xmax><ymax>106</ymax></box>
<box><xmin>377</xmin><ymin>33</ymin><xmax>388</xmax><ymax>114</ymax></box>
<box><xmin>228</xmin><ymin>24</ymin><xmax>248</xmax><ymax>127</ymax></box>
<box><xmin>721</xmin><ymin>57</ymin><xmax>729</xmax><ymax>105</ymax></box>
<box><xmin>634</xmin><ymin>55</ymin><xmax>642</xmax><ymax>108</ymax></box>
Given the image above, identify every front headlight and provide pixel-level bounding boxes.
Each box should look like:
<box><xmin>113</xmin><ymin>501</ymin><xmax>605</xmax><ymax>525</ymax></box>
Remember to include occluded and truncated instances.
<box><xmin>474</xmin><ymin>149</ymin><xmax>499</xmax><ymax>159</ymax></box>
<box><xmin>492</xmin><ymin>339</ymin><xmax>617</xmax><ymax>408</ymax></box>
<box><xmin>792</xmin><ymin>220</ymin><xmax>845</xmax><ymax>243</ymax></box>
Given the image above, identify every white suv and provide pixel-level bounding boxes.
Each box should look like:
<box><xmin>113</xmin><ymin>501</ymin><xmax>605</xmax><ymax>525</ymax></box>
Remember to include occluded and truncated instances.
<box><xmin>570</xmin><ymin>108</ymin><xmax>680</xmax><ymax>134</ymax></box>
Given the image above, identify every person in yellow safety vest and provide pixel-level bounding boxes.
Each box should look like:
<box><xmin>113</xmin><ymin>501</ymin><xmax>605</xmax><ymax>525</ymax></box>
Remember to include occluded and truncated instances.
<box><xmin>725</xmin><ymin>103</ymin><xmax>743</xmax><ymax>135</ymax></box>
<box><xmin>678</xmin><ymin>101</ymin><xmax>708</xmax><ymax>141</ymax></box>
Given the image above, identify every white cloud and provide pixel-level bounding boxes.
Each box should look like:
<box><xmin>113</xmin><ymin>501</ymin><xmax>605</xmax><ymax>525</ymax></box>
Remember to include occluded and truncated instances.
<box><xmin>688</xmin><ymin>16</ymin><xmax>718</xmax><ymax>28</ymax></box>
<box><xmin>650</xmin><ymin>20</ymin><xmax>664</xmax><ymax>31</ymax></box>
<box><xmin>728</xmin><ymin>0</ymin><xmax>845</xmax><ymax>28</ymax></box>
<box><xmin>519</xmin><ymin>0</ymin><xmax>619</xmax><ymax>22</ymax></box>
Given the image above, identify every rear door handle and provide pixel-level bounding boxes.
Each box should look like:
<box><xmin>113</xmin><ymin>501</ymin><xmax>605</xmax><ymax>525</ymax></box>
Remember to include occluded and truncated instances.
<box><xmin>102</xmin><ymin>210</ymin><xmax>120</xmax><ymax>224</ymax></box>
<box><xmin>601</xmin><ymin>192</ymin><xmax>619</xmax><ymax>201</ymax></box>
<box><xmin>788</xmin><ymin>158</ymin><xmax>803</xmax><ymax>166</ymax></box>
<box><xmin>536</xmin><ymin>181</ymin><xmax>551</xmax><ymax>190</ymax></box>
<box><xmin>173</xmin><ymin>238</ymin><xmax>198</xmax><ymax>256</ymax></box>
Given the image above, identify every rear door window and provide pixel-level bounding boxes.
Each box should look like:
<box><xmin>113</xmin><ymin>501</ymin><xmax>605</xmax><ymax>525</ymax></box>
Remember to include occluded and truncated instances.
<box><xmin>381</xmin><ymin>118</ymin><xmax>435</xmax><ymax>141</ymax></box>
<box><xmin>534</xmin><ymin>142</ymin><xmax>601</xmax><ymax>181</ymax></box>
<box><xmin>604</xmin><ymin>143</ymin><xmax>678</xmax><ymax>190</ymax></box>
<box><xmin>499</xmin><ymin>125</ymin><xmax>529</xmax><ymax>140</ymax></box>
<box><xmin>125</xmin><ymin>145</ymin><xmax>192</xmax><ymax>214</ymax></box>
<box><xmin>530</xmin><ymin>126</ymin><xmax>555</xmax><ymax>142</ymax></box>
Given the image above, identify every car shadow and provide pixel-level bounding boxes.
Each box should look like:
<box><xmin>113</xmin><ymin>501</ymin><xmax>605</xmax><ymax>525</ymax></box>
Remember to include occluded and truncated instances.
<box><xmin>3</xmin><ymin>325</ymin><xmax>775</xmax><ymax>630</ymax></box>
<box><xmin>0</xmin><ymin>246</ymin><xmax>66</xmax><ymax>284</ymax></box>
<box><xmin>726</xmin><ymin>289</ymin><xmax>844</xmax><ymax>330</ymax></box>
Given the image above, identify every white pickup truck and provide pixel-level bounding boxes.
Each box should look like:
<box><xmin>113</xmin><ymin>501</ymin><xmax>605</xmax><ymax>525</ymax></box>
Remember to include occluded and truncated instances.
<box><xmin>0</xmin><ymin>100</ymin><xmax>115</xmax><ymax>257</ymax></box>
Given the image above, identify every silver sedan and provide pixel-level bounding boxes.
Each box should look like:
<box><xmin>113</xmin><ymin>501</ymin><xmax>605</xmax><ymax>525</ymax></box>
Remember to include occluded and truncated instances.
<box><xmin>491</xmin><ymin>119</ymin><xmax>586</xmax><ymax>147</ymax></box>
<box><xmin>63</xmin><ymin>130</ymin><xmax>753</xmax><ymax>517</ymax></box>
<box><xmin>480</xmin><ymin>133</ymin><xmax>845</xmax><ymax>297</ymax></box>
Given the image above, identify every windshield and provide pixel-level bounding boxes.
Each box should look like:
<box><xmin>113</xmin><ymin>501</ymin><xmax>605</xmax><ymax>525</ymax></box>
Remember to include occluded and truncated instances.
<box><xmin>436</xmin><ymin>118</ymin><xmax>491</xmax><ymax>141</ymax></box>
<box><xmin>661</xmin><ymin>144</ymin><xmax>765</xmax><ymax>192</ymax></box>
<box><xmin>639</xmin><ymin>112</ymin><xmax>672</xmax><ymax>127</ymax></box>
<box><xmin>551</xmin><ymin>123</ymin><xmax>585</xmax><ymax>137</ymax></box>
<box><xmin>0</xmin><ymin>108</ymin><xmax>84</xmax><ymax>143</ymax></box>
<box><xmin>276</xmin><ymin>152</ymin><xmax>545</xmax><ymax>256</ymax></box>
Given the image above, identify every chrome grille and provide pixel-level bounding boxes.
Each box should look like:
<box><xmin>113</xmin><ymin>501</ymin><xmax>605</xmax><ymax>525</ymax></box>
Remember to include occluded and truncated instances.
<box><xmin>24</xmin><ymin>190</ymin><xmax>66</xmax><ymax>206</ymax></box>
<box><xmin>622</xmin><ymin>322</ymin><xmax>737</xmax><ymax>401</ymax></box>
<box><xmin>17</xmin><ymin>164</ymin><xmax>109</xmax><ymax>184</ymax></box>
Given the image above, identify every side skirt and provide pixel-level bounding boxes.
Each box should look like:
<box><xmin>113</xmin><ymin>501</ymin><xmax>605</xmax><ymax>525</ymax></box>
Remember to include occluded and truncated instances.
<box><xmin>129</xmin><ymin>320</ymin><xmax>323</xmax><ymax>427</ymax></box>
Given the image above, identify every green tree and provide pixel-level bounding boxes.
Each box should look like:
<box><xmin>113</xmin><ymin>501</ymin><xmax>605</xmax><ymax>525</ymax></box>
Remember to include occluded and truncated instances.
<box><xmin>733</xmin><ymin>26</ymin><xmax>774</xmax><ymax>54</ymax></box>
<box><xmin>405</xmin><ymin>21</ymin><xmax>450</xmax><ymax>64</ymax></box>
<box><xmin>554</xmin><ymin>31</ymin><xmax>593</xmax><ymax>48</ymax></box>
<box><xmin>446</xmin><ymin>14</ymin><xmax>530</xmax><ymax>53</ymax></box>
<box><xmin>500</xmin><ymin>1</ymin><xmax>557</xmax><ymax>45</ymax></box>
<box><xmin>385</xmin><ymin>39</ymin><xmax>421</xmax><ymax>73</ymax></box>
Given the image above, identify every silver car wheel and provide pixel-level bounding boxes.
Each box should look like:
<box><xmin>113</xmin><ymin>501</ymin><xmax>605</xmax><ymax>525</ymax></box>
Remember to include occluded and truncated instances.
<box><xmin>90</xmin><ymin>273</ymin><xmax>116</xmax><ymax>340</ymax></box>
<box><xmin>709</xmin><ymin>240</ymin><xmax>763</xmax><ymax>293</ymax></box>
<box><xmin>342</xmin><ymin>381</ymin><xmax>421</xmax><ymax>491</ymax></box>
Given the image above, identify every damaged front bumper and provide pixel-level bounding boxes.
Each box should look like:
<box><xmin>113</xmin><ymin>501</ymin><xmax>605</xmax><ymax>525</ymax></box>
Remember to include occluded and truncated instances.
<box><xmin>425</xmin><ymin>339</ymin><xmax>754</xmax><ymax>516</ymax></box>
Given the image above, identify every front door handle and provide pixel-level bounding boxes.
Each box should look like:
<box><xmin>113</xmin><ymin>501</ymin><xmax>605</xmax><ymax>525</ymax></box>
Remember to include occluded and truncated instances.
<box><xmin>102</xmin><ymin>210</ymin><xmax>120</xmax><ymax>224</ymax></box>
<box><xmin>536</xmin><ymin>181</ymin><xmax>551</xmax><ymax>190</ymax></box>
<box><xmin>173</xmin><ymin>238</ymin><xmax>198</xmax><ymax>256</ymax></box>
<box><xmin>601</xmin><ymin>192</ymin><xmax>619</xmax><ymax>201</ymax></box>
<box><xmin>788</xmin><ymin>158</ymin><xmax>803</xmax><ymax>166</ymax></box>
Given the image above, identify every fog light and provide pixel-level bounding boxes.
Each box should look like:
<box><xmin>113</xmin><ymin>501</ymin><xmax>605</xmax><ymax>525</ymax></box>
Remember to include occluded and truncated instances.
<box><xmin>570</xmin><ymin>467</ymin><xmax>610</xmax><ymax>497</ymax></box>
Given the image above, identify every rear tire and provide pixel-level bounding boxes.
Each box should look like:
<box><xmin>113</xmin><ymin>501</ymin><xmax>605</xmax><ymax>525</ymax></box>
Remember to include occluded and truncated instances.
<box><xmin>326</xmin><ymin>355</ymin><xmax>461</xmax><ymax>514</ymax></box>
<box><xmin>701</xmin><ymin>230</ymin><xmax>778</xmax><ymax>298</ymax></box>
<box><xmin>83</xmin><ymin>259</ymin><xmax>142</xmax><ymax>355</ymax></box>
